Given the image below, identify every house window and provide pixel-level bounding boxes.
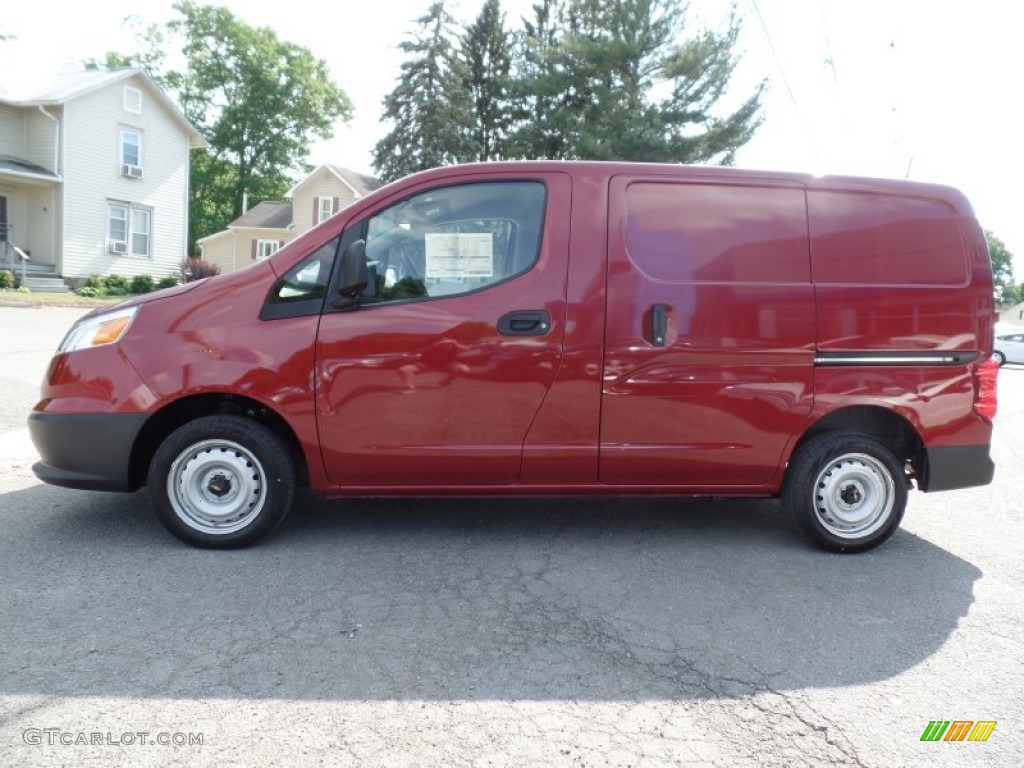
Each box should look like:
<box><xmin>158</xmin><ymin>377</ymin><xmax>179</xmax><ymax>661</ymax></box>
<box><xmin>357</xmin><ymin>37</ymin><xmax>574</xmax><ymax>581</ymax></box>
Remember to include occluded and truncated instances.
<box><xmin>108</xmin><ymin>205</ymin><xmax>127</xmax><ymax>245</ymax></box>
<box><xmin>123</xmin><ymin>86</ymin><xmax>142</xmax><ymax>114</ymax></box>
<box><xmin>317</xmin><ymin>197</ymin><xmax>335</xmax><ymax>224</ymax></box>
<box><xmin>132</xmin><ymin>208</ymin><xmax>151</xmax><ymax>256</ymax></box>
<box><xmin>256</xmin><ymin>239</ymin><xmax>281</xmax><ymax>260</ymax></box>
<box><xmin>120</xmin><ymin>129</ymin><xmax>142</xmax><ymax>177</ymax></box>
<box><xmin>107</xmin><ymin>202</ymin><xmax>152</xmax><ymax>257</ymax></box>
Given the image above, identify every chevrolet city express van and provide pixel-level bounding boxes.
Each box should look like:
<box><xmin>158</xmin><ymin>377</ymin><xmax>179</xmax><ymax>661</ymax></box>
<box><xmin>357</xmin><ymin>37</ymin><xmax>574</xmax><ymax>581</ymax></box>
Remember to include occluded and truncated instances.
<box><xmin>29</xmin><ymin>162</ymin><xmax>999</xmax><ymax>551</ymax></box>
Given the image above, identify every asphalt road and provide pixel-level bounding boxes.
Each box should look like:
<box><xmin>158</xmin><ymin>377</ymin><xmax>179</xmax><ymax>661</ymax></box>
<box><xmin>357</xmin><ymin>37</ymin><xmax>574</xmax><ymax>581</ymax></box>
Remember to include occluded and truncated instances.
<box><xmin>0</xmin><ymin>305</ymin><xmax>1022</xmax><ymax>767</ymax></box>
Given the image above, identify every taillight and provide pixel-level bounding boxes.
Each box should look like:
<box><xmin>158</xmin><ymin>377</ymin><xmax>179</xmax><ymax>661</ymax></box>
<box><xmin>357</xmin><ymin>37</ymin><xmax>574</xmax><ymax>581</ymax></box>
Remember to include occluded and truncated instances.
<box><xmin>973</xmin><ymin>356</ymin><xmax>999</xmax><ymax>421</ymax></box>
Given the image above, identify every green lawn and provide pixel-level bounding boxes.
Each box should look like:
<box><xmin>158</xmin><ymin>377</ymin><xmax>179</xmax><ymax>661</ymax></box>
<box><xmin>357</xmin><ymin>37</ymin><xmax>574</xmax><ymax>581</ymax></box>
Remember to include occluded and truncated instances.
<box><xmin>0</xmin><ymin>289</ymin><xmax>124</xmax><ymax>309</ymax></box>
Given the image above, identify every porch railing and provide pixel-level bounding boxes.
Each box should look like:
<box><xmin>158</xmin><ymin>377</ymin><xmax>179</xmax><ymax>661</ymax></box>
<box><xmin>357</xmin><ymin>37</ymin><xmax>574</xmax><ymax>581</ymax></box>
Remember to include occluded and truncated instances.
<box><xmin>1</xmin><ymin>225</ymin><xmax>29</xmax><ymax>286</ymax></box>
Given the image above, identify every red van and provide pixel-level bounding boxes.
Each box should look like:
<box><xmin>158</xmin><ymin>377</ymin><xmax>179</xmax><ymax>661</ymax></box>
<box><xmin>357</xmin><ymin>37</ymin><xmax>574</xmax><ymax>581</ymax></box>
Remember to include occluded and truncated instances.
<box><xmin>29</xmin><ymin>162</ymin><xmax>998</xmax><ymax>551</ymax></box>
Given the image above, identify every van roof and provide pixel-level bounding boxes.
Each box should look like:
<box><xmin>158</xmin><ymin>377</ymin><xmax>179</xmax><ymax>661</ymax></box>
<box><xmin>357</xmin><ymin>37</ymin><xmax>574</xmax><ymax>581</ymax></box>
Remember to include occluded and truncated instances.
<box><xmin>387</xmin><ymin>160</ymin><xmax>973</xmax><ymax>211</ymax></box>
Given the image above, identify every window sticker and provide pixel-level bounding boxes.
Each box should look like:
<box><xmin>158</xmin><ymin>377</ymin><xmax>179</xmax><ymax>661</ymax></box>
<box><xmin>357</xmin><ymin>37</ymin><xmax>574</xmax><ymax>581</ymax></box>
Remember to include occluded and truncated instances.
<box><xmin>424</xmin><ymin>233</ymin><xmax>493</xmax><ymax>278</ymax></box>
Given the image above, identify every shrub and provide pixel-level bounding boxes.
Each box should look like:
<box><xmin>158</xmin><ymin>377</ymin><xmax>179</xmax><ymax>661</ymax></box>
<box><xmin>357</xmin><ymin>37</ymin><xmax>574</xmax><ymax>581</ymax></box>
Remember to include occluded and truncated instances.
<box><xmin>0</xmin><ymin>269</ymin><xmax>13</xmax><ymax>289</ymax></box>
<box><xmin>17</xmin><ymin>285</ymin><xmax>30</xmax><ymax>294</ymax></box>
<box><xmin>130</xmin><ymin>274</ymin><xmax>155</xmax><ymax>294</ymax></box>
<box><xmin>156</xmin><ymin>275</ymin><xmax>178</xmax><ymax>290</ymax></box>
<box><xmin>76</xmin><ymin>274</ymin><xmax>107</xmax><ymax>296</ymax></box>
<box><xmin>103</xmin><ymin>274</ymin><xmax>132</xmax><ymax>296</ymax></box>
<box><xmin>180</xmin><ymin>258</ymin><xmax>221</xmax><ymax>283</ymax></box>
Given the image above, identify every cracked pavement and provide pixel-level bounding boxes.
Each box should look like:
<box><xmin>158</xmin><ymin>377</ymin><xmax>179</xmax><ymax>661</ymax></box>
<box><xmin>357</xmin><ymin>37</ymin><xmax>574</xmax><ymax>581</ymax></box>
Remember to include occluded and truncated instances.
<box><xmin>0</xmin><ymin>307</ymin><xmax>1021</xmax><ymax>766</ymax></box>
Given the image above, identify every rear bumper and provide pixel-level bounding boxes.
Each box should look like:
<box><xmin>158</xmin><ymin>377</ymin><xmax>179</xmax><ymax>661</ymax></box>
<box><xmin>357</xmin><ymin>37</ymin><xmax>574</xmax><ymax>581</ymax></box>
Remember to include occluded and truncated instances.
<box><xmin>29</xmin><ymin>412</ymin><xmax>148</xmax><ymax>492</ymax></box>
<box><xmin>920</xmin><ymin>444</ymin><xmax>995</xmax><ymax>492</ymax></box>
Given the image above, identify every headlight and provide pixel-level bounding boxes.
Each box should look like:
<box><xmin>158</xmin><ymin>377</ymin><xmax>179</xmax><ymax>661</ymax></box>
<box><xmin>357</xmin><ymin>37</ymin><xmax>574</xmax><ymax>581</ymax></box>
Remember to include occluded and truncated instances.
<box><xmin>57</xmin><ymin>307</ymin><xmax>138</xmax><ymax>354</ymax></box>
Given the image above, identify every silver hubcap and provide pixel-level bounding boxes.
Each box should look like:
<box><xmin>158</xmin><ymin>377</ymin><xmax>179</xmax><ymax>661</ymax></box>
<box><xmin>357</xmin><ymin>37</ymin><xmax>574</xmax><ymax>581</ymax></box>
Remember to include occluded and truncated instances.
<box><xmin>167</xmin><ymin>439</ymin><xmax>266</xmax><ymax>534</ymax></box>
<box><xmin>813</xmin><ymin>452</ymin><xmax>895</xmax><ymax>539</ymax></box>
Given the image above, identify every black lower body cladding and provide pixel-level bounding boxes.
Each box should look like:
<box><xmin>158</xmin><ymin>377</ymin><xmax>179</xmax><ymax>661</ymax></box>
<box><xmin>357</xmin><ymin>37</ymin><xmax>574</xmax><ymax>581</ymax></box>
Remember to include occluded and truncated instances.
<box><xmin>920</xmin><ymin>444</ymin><xmax>995</xmax><ymax>492</ymax></box>
<box><xmin>29</xmin><ymin>412</ymin><xmax>147</xmax><ymax>492</ymax></box>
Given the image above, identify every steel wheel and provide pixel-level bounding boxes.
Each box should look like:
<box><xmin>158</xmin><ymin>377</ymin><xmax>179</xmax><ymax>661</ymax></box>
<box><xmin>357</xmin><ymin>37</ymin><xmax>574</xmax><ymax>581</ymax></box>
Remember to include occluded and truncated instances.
<box><xmin>812</xmin><ymin>452</ymin><xmax>895</xmax><ymax>539</ymax></box>
<box><xmin>167</xmin><ymin>439</ymin><xmax>267</xmax><ymax>535</ymax></box>
<box><xmin>149</xmin><ymin>415</ymin><xmax>295</xmax><ymax>548</ymax></box>
<box><xmin>783</xmin><ymin>432</ymin><xmax>908</xmax><ymax>552</ymax></box>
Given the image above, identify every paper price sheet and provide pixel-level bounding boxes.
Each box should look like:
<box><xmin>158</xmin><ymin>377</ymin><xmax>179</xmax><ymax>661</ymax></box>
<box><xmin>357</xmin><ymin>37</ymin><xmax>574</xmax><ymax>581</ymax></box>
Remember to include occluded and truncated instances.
<box><xmin>425</xmin><ymin>233</ymin><xmax>494</xmax><ymax>279</ymax></box>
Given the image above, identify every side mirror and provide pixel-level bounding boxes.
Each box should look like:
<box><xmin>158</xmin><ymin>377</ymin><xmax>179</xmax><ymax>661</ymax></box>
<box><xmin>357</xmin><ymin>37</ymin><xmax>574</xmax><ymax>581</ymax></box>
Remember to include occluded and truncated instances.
<box><xmin>332</xmin><ymin>239</ymin><xmax>368</xmax><ymax>311</ymax></box>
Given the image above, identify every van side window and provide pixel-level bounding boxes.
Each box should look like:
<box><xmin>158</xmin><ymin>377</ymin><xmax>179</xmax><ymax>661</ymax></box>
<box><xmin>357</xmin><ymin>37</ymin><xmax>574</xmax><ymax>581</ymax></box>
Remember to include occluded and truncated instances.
<box><xmin>622</xmin><ymin>182</ymin><xmax>810</xmax><ymax>283</ymax></box>
<box><xmin>260</xmin><ymin>237</ymin><xmax>339</xmax><ymax>320</ymax></box>
<box><xmin>809</xmin><ymin>192</ymin><xmax>967</xmax><ymax>285</ymax></box>
<box><xmin>360</xmin><ymin>181</ymin><xmax>546</xmax><ymax>305</ymax></box>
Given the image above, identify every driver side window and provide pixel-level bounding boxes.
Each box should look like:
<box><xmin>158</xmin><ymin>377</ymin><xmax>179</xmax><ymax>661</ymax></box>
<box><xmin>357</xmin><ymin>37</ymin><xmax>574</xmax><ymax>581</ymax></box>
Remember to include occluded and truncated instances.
<box><xmin>361</xmin><ymin>181</ymin><xmax>546</xmax><ymax>305</ymax></box>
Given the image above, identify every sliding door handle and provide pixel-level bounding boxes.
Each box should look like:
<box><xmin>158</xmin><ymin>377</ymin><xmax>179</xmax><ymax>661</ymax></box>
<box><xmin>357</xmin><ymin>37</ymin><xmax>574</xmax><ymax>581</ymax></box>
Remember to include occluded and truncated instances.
<box><xmin>650</xmin><ymin>303</ymin><xmax>668</xmax><ymax>347</ymax></box>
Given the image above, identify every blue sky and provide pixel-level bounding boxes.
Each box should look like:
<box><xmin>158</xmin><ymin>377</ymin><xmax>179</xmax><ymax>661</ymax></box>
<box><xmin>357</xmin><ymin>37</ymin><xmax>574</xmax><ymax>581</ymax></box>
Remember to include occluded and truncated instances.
<box><xmin>2</xmin><ymin>0</ymin><xmax>1020</xmax><ymax>274</ymax></box>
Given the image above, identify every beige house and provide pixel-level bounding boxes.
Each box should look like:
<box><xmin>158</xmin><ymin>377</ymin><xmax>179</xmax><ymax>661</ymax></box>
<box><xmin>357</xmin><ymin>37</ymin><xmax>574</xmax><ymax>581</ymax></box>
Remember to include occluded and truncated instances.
<box><xmin>198</xmin><ymin>165</ymin><xmax>382</xmax><ymax>274</ymax></box>
<box><xmin>0</xmin><ymin>69</ymin><xmax>206</xmax><ymax>289</ymax></box>
<box><xmin>999</xmin><ymin>302</ymin><xmax>1024</xmax><ymax>327</ymax></box>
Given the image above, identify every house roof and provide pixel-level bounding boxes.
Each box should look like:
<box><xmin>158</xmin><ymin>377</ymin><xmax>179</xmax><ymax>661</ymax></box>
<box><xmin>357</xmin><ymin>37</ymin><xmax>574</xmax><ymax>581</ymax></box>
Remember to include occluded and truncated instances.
<box><xmin>229</xmin><ymin>201</ymin><xmax>294</xmax><ymax>230</ymax></box>
<box><xmin>196</xmin><ymin>165</ymin><xmax>381</xmax><ymax>243</ymax></box>
<box><xmin>0</xmin><ymin>68</ymin><xmax>207</xmax><ymax>149</ymax></box>
<box><xmin>196</xmin><ymin>201</ymin><xmax>293</xmax><ymax>244</ymax></box>
<box><xmin>286</xmin><ymin>164</ymin><xmax>383</xmax><ymax>198</ymax></box>
<box><xmin>0</xmin><ymin>154</ymin><xmax>61</xmax><ymax>182</ymax></box>
<box><xmin>1</xmin><ymin>69</ymin><xmax>130</xmax><ymax>102</ymax></box>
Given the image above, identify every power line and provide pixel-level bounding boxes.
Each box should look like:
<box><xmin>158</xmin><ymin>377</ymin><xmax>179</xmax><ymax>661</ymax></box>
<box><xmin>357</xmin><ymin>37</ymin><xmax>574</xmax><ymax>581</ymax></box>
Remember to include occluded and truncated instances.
<box><xmin>819</xmin><ymin>0</ymin><xmax>839</xmax><ymax>89</ymax></box>
<box><xmin>749</xmin><ymin>0</ymin><xmax>824</xmax><ymax>168</ymax></box>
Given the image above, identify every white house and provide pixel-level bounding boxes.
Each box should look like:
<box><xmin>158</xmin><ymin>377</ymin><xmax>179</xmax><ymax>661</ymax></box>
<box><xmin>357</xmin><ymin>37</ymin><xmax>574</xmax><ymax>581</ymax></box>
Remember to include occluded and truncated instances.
<box><xmin>0</xmin><ymin>68</ymin><xmax>206</xmax><ymax>289</ymax></box>
<box><xmin>198</xmin><ymin>165</ymin><xmax>382</xmax><ymax>274</ymax></box>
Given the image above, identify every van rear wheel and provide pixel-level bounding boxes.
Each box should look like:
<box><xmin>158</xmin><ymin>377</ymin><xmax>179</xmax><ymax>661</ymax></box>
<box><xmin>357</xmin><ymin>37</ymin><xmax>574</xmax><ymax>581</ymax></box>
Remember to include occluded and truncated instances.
<box><xmin>148</xmin><ymin>415</ymin><xmax>295</xmax><ymax>548</ymax></box>
<box><xmin>783</xmin><ymin>433</ymin><xmax>907</xmax><ymax>553</ymax></box>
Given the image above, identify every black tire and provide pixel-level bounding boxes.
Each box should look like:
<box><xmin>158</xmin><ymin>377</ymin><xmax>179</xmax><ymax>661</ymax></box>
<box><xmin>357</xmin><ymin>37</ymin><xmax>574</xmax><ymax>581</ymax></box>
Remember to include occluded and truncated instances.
<box><xmin>783</xmin><ymin>432</ymin><xmax>907</xmax><ymax>553</ymax></box>
<box><xmin>994</xmin><ymin>351</ymin><xmax>1006</xmax><ymax>366</ymax></box>
<box><xmin>148</xmin><ymin>415</ymin><xmax>295</xmax><ymax>548</ymax></box>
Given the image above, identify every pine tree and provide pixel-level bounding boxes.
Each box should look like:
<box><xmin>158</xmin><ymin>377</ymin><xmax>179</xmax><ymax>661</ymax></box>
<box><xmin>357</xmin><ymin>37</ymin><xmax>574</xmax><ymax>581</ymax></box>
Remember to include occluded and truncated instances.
<box><xmin>506</xmin><ymin>0</ymin><xmax>576</xmax><ymax>159</ymax></box>
<box><xmin>461</xmin><ymin>0</ymin><xmax>513</xmax><ymax>161</ymax></box>
<box><xmin>373</xmin><ymin>1</ymin><xmax>475</xmax><ymax>181</ymax></box>
<box><xmin>508</xmin><ymin>0</ymin><xmax>763</xmax><ymax>164</ymax></box>
<box><xmin>657</xmin><ymin>6</ymin><xmax>763</xmax><ymax>164</ymax></box>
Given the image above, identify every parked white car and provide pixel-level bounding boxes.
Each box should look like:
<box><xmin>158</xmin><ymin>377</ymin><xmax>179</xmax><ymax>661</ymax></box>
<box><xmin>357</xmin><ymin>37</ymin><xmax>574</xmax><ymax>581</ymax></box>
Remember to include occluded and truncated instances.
<box><xmin>994</xmin><ymin>332</ymin><xmax>1024</xmax><ymax>365</ymax></box>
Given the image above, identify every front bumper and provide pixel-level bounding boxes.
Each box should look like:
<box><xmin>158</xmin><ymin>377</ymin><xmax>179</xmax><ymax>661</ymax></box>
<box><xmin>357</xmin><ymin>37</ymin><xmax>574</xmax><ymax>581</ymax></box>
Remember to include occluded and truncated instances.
<box><xmin>29</xmin><ymin>412</ymin><xmax>148</xmax><ymax>492</ymax></box>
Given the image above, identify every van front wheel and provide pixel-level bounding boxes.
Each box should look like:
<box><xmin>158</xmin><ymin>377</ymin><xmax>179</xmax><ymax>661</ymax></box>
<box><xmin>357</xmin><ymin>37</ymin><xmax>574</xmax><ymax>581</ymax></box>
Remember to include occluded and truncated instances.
<box><xmin>148</xmin><ymin>415</ymin><xmax>295</xmax><ymax>548</ymax></box>
<box><xmin>783</xmin><ymin>433</ymin><xmax>907</xmax><ymax>553</ymax></box>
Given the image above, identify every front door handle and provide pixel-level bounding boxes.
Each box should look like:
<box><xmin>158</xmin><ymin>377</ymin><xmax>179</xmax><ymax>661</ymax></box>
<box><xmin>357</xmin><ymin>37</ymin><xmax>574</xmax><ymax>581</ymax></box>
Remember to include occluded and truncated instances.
<box><xmin>497</xmin><ymin>310</ymin><xmax>551</xmax><ymax>336</ymax></box>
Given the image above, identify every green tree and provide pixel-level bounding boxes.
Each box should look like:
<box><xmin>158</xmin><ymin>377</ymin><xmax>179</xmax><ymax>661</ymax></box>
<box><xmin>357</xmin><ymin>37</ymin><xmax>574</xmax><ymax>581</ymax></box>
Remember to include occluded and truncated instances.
<box><xmin>508</xmin><ymin>0</ymin><xmax>763</xmax><ymax>163</ymax></box>
<box><xmin>505</xmin><ymin>0</ymin><xmax>574</xmax><ymax>159</ymax></box>
<box><xmin>373</xmin><ymin>1</ymin><xmax>475</xmax><ymax>181</ymax></box>
<box><xmin>90</xmin><ymin>2</ymin><xmax>352</xmax><ymax>251</ymax></box>
<box><xmin>987</xmin><ymin>230</ymin><xmax>1021</xmax><ymax>305</ymax></box>
<box><xmin>461</xmin><ymin>0</ymin><xmax>513</xmax><ymax>161</ymax></box>
<box><xmin>88</xmin><ymin>16</ymin><xmax>168</xmax><ymax>77</ymax></box>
